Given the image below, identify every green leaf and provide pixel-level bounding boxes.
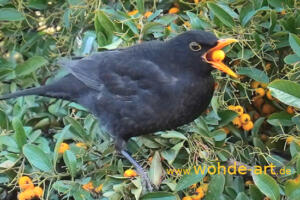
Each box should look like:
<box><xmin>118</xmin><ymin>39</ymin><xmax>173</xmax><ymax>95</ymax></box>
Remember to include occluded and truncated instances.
<box><xmin>175</xmin><ymin>165</ymin><xmax>207</xmax><ymax>191</ymax></box>
<box><xmin>289</xmin><ymin>33</ymin><xmax>300</xmax><ymax>58</ymax></box>
<box><xmin>249</xmin><ymin>185</ymin><xmax>265</xmax><ymax>200</ymax></box>
<box><xmin>53</xmin><ymin>125</ymin><xmax>70</xmax><ymax>167</ymax></box>
<box><xmin>218</xmin><ymin>110</ymin><xmax>238</xmax><ymax>127</ymax></box>
<box><xmin>284</xmin><ymin>54</ymin><xmax>300</xmax><ymax>64</ymax></box>
<box><xmin>67</xmin><ymin>0</ymin><xmax>83</xmax><ymax>6</ymax></box>
<box><xmin>136</xmin><ymin>0</ymin><xmax>144</xmax><ymax>14</ymax></box>
<box><xmin>63</xmin><ymin>150</ymin><xmax>77</xmax><ymax>178</ymax></box>
<box><xmin>186</xmin><ymin>11</ymin><xmax>203</xmax><ymax>30</ymax></box>
<box><xmin>235</xmin><ymin>192</ymin><xmax>249</xmax><ymax>200</ymax></box>
<box><xmin>12</xmin><ymin>118</ymin><xmax>27</xmax><ymax>151</ymax></box>
<box><xmin>239</xmin><ymin>4</ymin><xmax>255</xmax><ymax>26</ymax></box>
<box><xmin>140</xmin><ymin>192</ymin><xmax>176</xmax><ymax>200</ymax></box>
<box><xmin>94</xmin><ymin>11</ymin><xmax>115</xmax><ymax>46</ymax></box>
<box><xmin>237</xmin><ymin>67</ymin><xmax>269</xmax><ymax>83</ymax></box>
<box><xmin>251</xmin><ymin>117</ymin><xmax>265</xmax><ymax>137</ymax></box>
<box><xmin>142</xmin><ymin>22</ymin><xmax>164</xmax><ymax>36</ymax></box>
<box><xmin>160</xmin><ymin>131</ymin><xmax>187</xmax><ymax>140</ymax></box>
<box><xmin>290</xmin><ymin>142</ymin><xmax>300</xmax><ymax>158</ymax></box>
<box><xmin>161</xmin><ymin>141</ymin><xmax>184</xmax><ymax>165</ymax></box>
<box><xmin>149</xmin><ymin>151</ymin><xmax>164</xmax><ymax>187</ymax></box>
<box><xmin>15</xmin><ymin>56</ymin><xmax>48</xmax><ymax>77</ymax></box>
<box><xmin>207</xmin><ymin>2</ymin><xmax>234</xmax><ymax>28</ymax></box>
<box><xmin>65</xmin><ymin>116</ymin><xmax>88</xmax><ymax>140</ymax></box>
<box><xmin>296</xmin><ymin>156</ymin><xmax>300</xmax><ymax>174</ymax></box>
<box><xmin>285</xmin><ymin>178</ymin><xmax>300</xmax><ymax>200</ymax></box>
<box><xmin>252</xmin><ymin>173</ymin><xmax>280</xmax><ymax>200</ymax></box>
<box><xmin>52</xmin><ymin>180</ymin><xmax>72</xmax><ymax>193</ymax></box>
<box><xmin>23</xmin><ymin>144</ymin><xmax>53</xmax><ymax>172</ymax></box>
<box><xmin>0</xmin><ymin>8</ymin><xmax>24</xmax><ymax>21</ymax></box>
<box><xmin>28</xmin><ymin>0</ymin><xmax>48</xmax><ymax>10</ymax></box>
<box><xmin>206</xmin><ymin>174</ymin><xmax>225</xmax><ymax>200</ymax></box>
<box><xmin>210</xmin><ymin>129</ymin><xmax>226</xmax><ymax>141</ymax></box>
<box><xmin>268</xmin><ymin>79</ymin><xmax>300</xmax><ymax>109</ymax></box>
<box><xmin>267</xmin><ymin>111</ymin><xmax>294</xmax><ymax>126</ymax></box>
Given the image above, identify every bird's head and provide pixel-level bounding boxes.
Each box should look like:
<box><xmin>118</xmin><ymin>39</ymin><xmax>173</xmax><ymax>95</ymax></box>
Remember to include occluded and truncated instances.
<box><xmin>169</xmin><ymin>30</ymin><xmax>238</xmax><ymax>78</ymax></box>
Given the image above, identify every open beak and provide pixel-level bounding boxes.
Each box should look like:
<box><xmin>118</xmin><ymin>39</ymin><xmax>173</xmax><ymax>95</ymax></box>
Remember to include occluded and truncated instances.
<box><xmin>202</xmin><ymin>38</ymin><xmax>238</xmax><ymax>78</ymax></box>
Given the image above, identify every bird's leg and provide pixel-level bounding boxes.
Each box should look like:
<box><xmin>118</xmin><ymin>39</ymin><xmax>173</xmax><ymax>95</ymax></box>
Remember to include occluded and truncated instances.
<box><xmin>120</xmin><ymin>150</ymin><xmax>153</xmax><ymax>192</ymax></box>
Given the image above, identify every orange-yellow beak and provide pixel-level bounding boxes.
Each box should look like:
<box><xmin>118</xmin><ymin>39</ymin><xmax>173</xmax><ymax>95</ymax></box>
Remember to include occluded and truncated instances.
<box><xmin>203</xmin><ymin>38</ymin><xmax>238</xmax><ymax>78</ymax></box>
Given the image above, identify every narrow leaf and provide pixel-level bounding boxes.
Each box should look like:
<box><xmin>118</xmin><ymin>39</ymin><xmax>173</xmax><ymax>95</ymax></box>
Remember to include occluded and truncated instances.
<box><xmin>252</xmin><ymin>173</ymin><xmax>280</xmax><ymax>200</ymax></box>
<box><xmin>207</xmin><ymin>2</ymin><xmax>234</xmax><ymax>28</ymax></box>
<box><xmin>23</xmin><ymin>144</ymin><xmax>53</xmax><ymax>172</ymax></box>
<box><xmin>12</xmin><ymin>118</ymin><xmax>27</xmax><ymax>151</ymax></box>
<box><xmin>63</xmin><ymin>150</ymin><xmax>77</xmax><ymax>178</ymax></box>
<box><xmin>0</xmin><ymin>8</ymin><xmax>24</xmax><ymax>21</ymax></box>
<box><xmin>15</xmin><ymin>56</ymin><xmax>48</xmax><ymax>77</ymax></box>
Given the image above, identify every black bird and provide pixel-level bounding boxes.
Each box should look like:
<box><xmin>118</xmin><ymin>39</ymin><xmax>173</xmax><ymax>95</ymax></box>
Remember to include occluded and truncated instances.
<box><xmin>0</xmin><ymin>30</ymin><xmax>237</xmax><ymax>191</ymax></box>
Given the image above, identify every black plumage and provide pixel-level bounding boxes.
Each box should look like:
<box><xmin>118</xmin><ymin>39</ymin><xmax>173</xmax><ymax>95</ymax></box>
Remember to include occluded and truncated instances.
<box><xmin>0</xmin><ymin>30</ymin><xmax>234</xmax><ymax>191</ymax></box>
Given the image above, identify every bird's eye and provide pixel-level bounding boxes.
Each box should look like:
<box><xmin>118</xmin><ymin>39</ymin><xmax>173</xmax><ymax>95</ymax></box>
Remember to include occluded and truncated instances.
<box><xmin>189</xmin><ymin>42</ymin><xmax>202</xmax><ymax>51</ymax></box>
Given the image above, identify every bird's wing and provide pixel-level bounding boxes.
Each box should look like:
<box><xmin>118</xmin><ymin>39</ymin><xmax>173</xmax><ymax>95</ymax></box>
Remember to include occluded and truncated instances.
<box><xmin>61</xmin><ymin>51</ymin><xmax>174</xmax><ymax>94</ymax></box>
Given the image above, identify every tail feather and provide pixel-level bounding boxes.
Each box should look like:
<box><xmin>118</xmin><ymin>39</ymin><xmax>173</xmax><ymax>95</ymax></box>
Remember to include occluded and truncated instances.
<box><xmin>0</xmin><ymin>74</ymin><xmax>85</xmax><ymax>101</ymax></box>
<box><xmin>0</xmin><ymin>87</ymin><xmax>47</xmax><ymax>100</ymax></box>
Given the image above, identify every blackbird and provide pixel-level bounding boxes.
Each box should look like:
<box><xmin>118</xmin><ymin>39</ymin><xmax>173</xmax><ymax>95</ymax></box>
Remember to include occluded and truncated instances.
<box><xmin>0</xmin><ymin>30</ymin><xmax>237</xmax><ymax>191</ymax></box>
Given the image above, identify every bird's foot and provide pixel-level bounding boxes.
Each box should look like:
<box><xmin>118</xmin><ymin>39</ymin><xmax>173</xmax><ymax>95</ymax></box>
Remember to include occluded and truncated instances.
<box><xmin>121</xmin><ymin>150</ymin><xmax>153</xmax><ymax>192</ymax></box>
<box><xmin>137</xmin><ymin>167</ymin><xmax>153</xmax><ymax>192</ymax></box>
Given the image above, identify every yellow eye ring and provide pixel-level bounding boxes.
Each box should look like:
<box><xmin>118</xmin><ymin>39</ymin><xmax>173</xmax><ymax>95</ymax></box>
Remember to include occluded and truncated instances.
<box><xmin>189</xmin><ymin>42</ymin><xmax>202</xmax><ymax>51</ymax></box>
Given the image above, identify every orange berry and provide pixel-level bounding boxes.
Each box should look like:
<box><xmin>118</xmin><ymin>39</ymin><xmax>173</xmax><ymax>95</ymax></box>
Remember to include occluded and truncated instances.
<box><xmin>253</xmin><ymin>96</ymin><xmax>264</xmax><ymax>109</ymax></box>
<box><xmin>124</xmin><ymin>169</ymin><xmax>138</xmax><ymax>177</ymax></box>
<box><xmin>58</xmin><ymin>142</ymin><xmax>69</xmax><ymax>154</ymax></box>
<box><xmin>286</xmin><ymin>136</ymin><xmax>294</xmax><ymax>144</ymax></box>
<box><xmin>242</xmin><ymin>121</ymin><xmax>254</xmax><ymax>131</ymax></box>
<box><xmin>76</xmin><ymin>142</ymin><xmax>87</xmax><ymax>149</ymax></box>
<box><xmin>240</xmin><ymin>114</ymin><xmax>251</xmax><ymax>124</ymax></box>
<box><xmin>128</xmin><ymin>10</ymin><xmax>138</xmax><ymax>16</ymax></box>
<box><xmin>203</xmin><ymin>176</ymin><xmax>209</xmax><ymax>183</ymax></box>
<box><xmin>167</xmin><ymin>25</ymin><xmax>172</xmax><ymax>31</ymax></box>
<box><xmin>82</xmin><ymin>182</ymin><xmax>94</xmax><ymax>191</ymax></box>
<box><xmin>228</xmin><ymin>105</ymin><xmax>236</xmax><ymax>111</ymax></box>
<box><xmin>262</xmin><ymin>104</ymin><xmax>276</xmax><ymax>115</ymax></box>
<box><xmin>192</xmin><ymin>187</ymin><xmax>205</xmax><ymax>200</ymax></box>
<box><xmin>265</xmin><ymin>63</ymin><xmax>271</xmax><ymax>71</ymax></box>
<box><xmin>184</xmin><ymin>21</ymin><xmax>191</xmax><ymax>28</ymax></box>
<box><xmin>260</xmin><ymin>134</ymin><xmax>269</xmax><ymax>142</ymax></box>
<box><xmin>33</xmin><ymin>186</ymin><xmax>43</xmax><ymax>198</ymax></box>
<box><xmin>221</xmin><ymin>127</ymin><xmax>230</xmax><ymax>134</ymax></box>
<box><xmin>280</xmin><ymin>10</ymin><xmax>286</xmax><ymax>15</ymax></box>
<box><xmin>201</xmin><ymin>183</ymin><xmax>208</xmax><ymax>192</ymax></box>
<box><xmin>253</xmin><ymin>112</ymin><xmax>260</xmax><ymax>121</ymax></box>
<box><xmin>22</xmin><ymin>189</ymin><xmax>35</xmax><ymax>200</ymax></box>
<box><xmin>245</xmin><ymin>180</ymin><xmax>254</xmax><ymax>186</ymax></box>
<box><xmin>211</xmin><ymin>50</ymin><xmax>225</xmax><ymax>62</ymax></box>
<box><xmin>190</xmin><ymin>183</ymin><xmax>197</xmax><ymax>189</ymax></box>
<box><xmin>287</xmin><ymin>106</ymin><xmax>295</xmax><ymax>114</ymax></box>
<box><xmin>18</xmin><ymin>176</ymin><xmax>34</xmax><ymax>191</ymax></box>
<box><xmin>194</xmin><ymin>0</ymin><xmax>199</xmax><ymax>3</ymax></box>
<box><xmin>251</xmin><ymin>81</ymin><xmax>260</xmax><ymax>89</ymax></box>
<box><xmin>255</xmin><ymin>88</ymin><xmax>265</xmax><ymax>97</ymax></box>
<box><xmin>144</xmin><ymin>11</ymin><xmax>153</xmax><ymax>18</ymax></box>
<box><xmin>148</xmin><ymin>156</ymin><xmax>153</xmax><ymax>163</ymax></box>
<box><xmin>260</xmin><ymin>83</ymin><xmax>268</xmax><ymax>88</ymax></box>
<box><xmin>183</xmin><ymin>196</ymin><xmax>193</xmax><ymax>200</ymax></box>
<box><xmin>266</xmin><ymin>90</ymin><xmax>274</xmax><ymax>100</ymax></box>
<box><xmin>234</xmin><ymin>106</ymin><xmax>244</xmax><ymax>115</ymax></box>
<box><xmin>18</xmin><ymin>192</ymin><xmax>27</xmax><ymax>200</ymax></box>
<box><xmin>95</xmin><ymin>184</ymin><xmax>103</xmax><ymax>193</ymax></box>
<box><xmin>168</xmin><ymin>7</ymin><xmax>179</xmax><ymax>14</ymax></box>
<box><xmin>232</xmin><ymin>117</ymin><xmax>242</xmax><ymax>128</ymax></box>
